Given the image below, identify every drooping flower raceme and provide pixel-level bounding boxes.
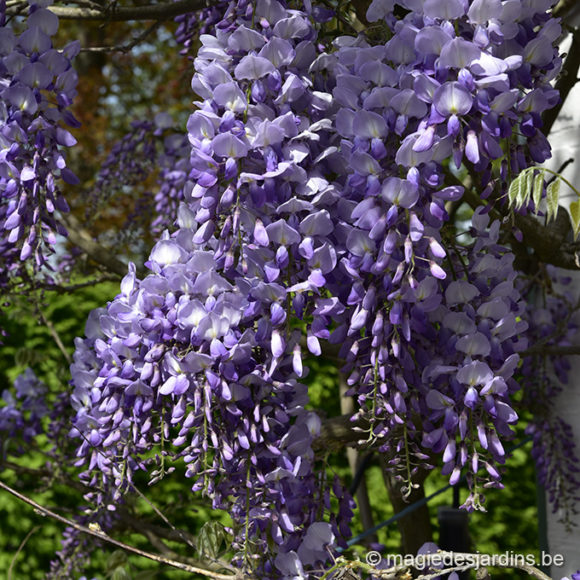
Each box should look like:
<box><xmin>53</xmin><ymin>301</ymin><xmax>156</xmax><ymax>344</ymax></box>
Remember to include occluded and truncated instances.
<box><xmin>0</xmin><ymin>2</ymin><xmax>79</xmax><ymax>269</ymax></box>
<box><xmin>0</xmin><ymin>367</ymin><xmax>48</xmax><ymax>454</ymax></box>
<box><xmin>520</xmin><ymin>267</ymin><xmax>580</xmax><ymax>527</ymax></box>
<box><xmin>63</xmin><ymin>0</ymin><xmax>565</xmax><ymax>575</ymax></box>
<box><xmin>89</xmin><ymin>113</ymin><xmax>192</xmax><ymax>238</ymax></box>
<box><xmin>70</xmin><ymin>0</ymin><xmax>355</xmax><ymax>575</ymax></box>
<box><xmin>420</xmin><ymin>209</ymin><xmax>528</xmax><ymax>509</ymax></box>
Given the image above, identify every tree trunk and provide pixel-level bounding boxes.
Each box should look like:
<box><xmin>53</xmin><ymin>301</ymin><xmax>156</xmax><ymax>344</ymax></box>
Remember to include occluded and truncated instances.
<box><xmin>380</xmin><ymin>457</ymin><xmax>433</xmax><ymax>556</ymax></box>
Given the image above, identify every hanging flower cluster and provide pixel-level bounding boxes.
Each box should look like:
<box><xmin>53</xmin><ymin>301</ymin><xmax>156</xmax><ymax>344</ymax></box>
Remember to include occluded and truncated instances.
<box><xmin>174</xmin><ymin>0</ymin><xmax>229</xmax><ymax>55</ymax></box>
<box><xmin>0</xmin><ymin>2</ymin><xmax>79</xmax><ymax>268</ymax></box>
<box><xmin>363</xmin><ymin>0</ymin><xmax>560</xmax><ymax>184</ymax></box>
<box><xmin>66</xmin><ymin>0</ymin><xmax>565</xmax><ymax>574</ymax></box>
<box><xmin>420</xmin><ymin>209</ymin><xmax>528</xmax><ymax>509</ymax></box>
<box><xmin>151</xmin><ymin>129</ymin><xmax>191</xmax><ymax>235</ymax></box>
<box><xmin>0</xmin><ymin>367</ymin><xmax>48</xmax><ymax>454</ymax></box>
<box><xmin>520</xmin><ymin>267</ymin><xmax>580</xmax><ymax>527</ymax></box>
<box><xmin>0</xmin><ymin>0</ymin><xmax>564</xmax><ymax>576</ymax></box>
<box><xmin>300</xmin><ymin>0</ymin><xmax>561</xmax><ymax>502</ymax></box>
<box><xmin>89</xmin><ymin>114</ymin><xmax>192</xmax><ymax>242</ymax></box>
<box><xmin>70</xmin><ymin>0</ymin><xmax>354</xmax><ymax>575</ymax></box>
<box><xmin>91</xmin><ymin>119</ymin><xmax>157</xmax><ymax>210</ymax></box>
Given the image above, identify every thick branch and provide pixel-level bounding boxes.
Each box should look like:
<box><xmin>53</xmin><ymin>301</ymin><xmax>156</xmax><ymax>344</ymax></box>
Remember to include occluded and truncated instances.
<box><xmin>543</xmin><ymin>29</ymin><xmax>580</xmax><ymax>139</ymax></box>
<box><xmin>62</xmin><ymin>214</ymin><xmax>129</xmax><ymax>277</ymax></box>
<box><xmin>81</xmin><ymin>20</ymin><xmax>162</xmax><ymax>52</ymax></box>
<box><xmin>315</xmin><ymin>413</ymin><xmax>370</xmax><ymax>451</ymax></box>
<box><xmin>459</xmin><ymin>180</ymin><xmax>580</xmax><ymax>270</ymax></box>
<box><xmin>511</xmin><ymin>207</ymin><xmax>578</xmax><ymax>270</ymax></box>
<box><xmin>32</xmin><ymin>276</ymin><xmax>118</xmax><ymax>294</ymax></box>
<box><xmin>522</xmin><ymin>344</ymin><xmax>580</xmax><ymax>357</ymax></box>
<box><xmin>44</xmin><ymin>0</ymin><xmax>205</xmax><ymax>21</ymax></box>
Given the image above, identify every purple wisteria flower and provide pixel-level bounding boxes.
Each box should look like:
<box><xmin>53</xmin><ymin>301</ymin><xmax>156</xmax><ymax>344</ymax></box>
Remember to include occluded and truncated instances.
<box><xmin>420</xmin><ymin>209</ymin><xmax>528</xmax><ymax>508</ymax></box>
<box><xmin>70</xmin><ymin>0</ymin><xmax>354</xmax><ymax>575</ymax></box>
<box><xmin>65</xmin><ymin>0</ymin><xmax>563</xmax><ymax>574</ymax></box>
<box><xmin>0</xmin><ymin>367</ymin><xmax>48</xmax><ymax>455</ymax></box>
<box><xmin>0</xmin><ymin>2</ymin><xmax>79</xmax><ymax>269</ymax></box>
<box><xmin>520</xmin><ymin>266</ymin><xmax>580</xmax><ymax>526</ymax></box>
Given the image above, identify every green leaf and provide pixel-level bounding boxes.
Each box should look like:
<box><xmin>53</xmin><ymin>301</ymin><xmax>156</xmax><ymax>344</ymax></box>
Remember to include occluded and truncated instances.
<box><xmin>522</xmin><ymin>168</ymin><xmax>534</xmax><ymax>207</ymax></box>
<box><xmin>532</xmin><ymin>170</ymin><xmax>545</xmax><ymax>211</ymax></box>
<box><xmin>14</xmin><ymin>347</ymin><xmax>39</xmax><ymax>367</ymax></box>
<box><xmin>197</xmin><ymin>521</ymin><xmax>227</xmax><ymax>560</ymax></box>
<box><xmin>570</xmin><ymin>200</ymin><xmax>580</xmax><ymax>240</ymax></box>
<box><xmin>106</xmin><ymin>550</ymin><xmax>128</xmax><ymax>573</ymax></box>
<box><xmin>508</xmin><ymin>168</ymin><xmax>535</xmax><ymax>210</ymax></box>
<box><xmin>546</xmin><ymin>178</ymin><xmax>561</xmax><ymax>222</ymax></box>
<box><xmin>111</xmin><ymin>567</ymin><xmax>131</xmax><ymax>580</ymax></box>
<box><xmin>508</xmin><ymin>172</ymin><xmax>523</xmax><ymax>208</ymax></box>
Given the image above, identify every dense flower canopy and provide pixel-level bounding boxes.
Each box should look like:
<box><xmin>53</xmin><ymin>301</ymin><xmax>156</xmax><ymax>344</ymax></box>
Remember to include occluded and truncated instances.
<box><xmin>1</xmin><ymin>0</ymin><xmax>579</xmax><ymax>578</ymax></box>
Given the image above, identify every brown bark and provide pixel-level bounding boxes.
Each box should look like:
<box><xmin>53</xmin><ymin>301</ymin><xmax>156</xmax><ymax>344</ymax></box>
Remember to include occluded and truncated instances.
<box><xmin>380</xmin><ymin>460</ymin><xmax>433</xmax><ymax>556</ymax></box>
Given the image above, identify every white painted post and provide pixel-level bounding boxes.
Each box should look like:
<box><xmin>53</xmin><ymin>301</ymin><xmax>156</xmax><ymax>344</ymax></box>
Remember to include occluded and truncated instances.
<box><xmin>543</xmin><ymin>29</ymin><xmax>580</xmax><ymax>578</ymax></box>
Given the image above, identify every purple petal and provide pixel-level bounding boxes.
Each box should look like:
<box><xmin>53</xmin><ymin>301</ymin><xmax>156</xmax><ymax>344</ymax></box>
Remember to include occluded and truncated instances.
<box><xmin>354</xmin><ymin>110</ymin><xmax>388</xmax><ymax>138</ymax></box>
<box><xmin>228</xmin><ymin>25</ymin><xmax>266</xmax><ymax>52</ymax></box>
<box><xmin>429</xmin><ymin>261</ymin><xmax>446</xmax><ymax>279</ymax></box>
<box><xmin>266</xmin><ymin>219</ymin><xmax>301</xmax><ymax>246</ymax></box>
<box><xmin>445</xmin><ymin>280</ymin><xmax>479</xmax><ymax>304</ymax></box>
<box><xmin>213</xmin><ymin>82</ymin><xmax>247</xmax><ymax>113</ymax></box>
<box><xmin>456</xmin><ymin>332</ymin><xmax>491</xmax><ymax>357</ymax></box>
<box><xmin>234</xmin><ymin>55</ymin><xmax>276</xmax><ymax>80</ymax></box>
<box><xmin>259</xmin><ymin>37</ymin><xmax>295</xmax><ymax>67</ymax></box>
<box><xmin>457</xmin><ymin>361</ymin><xmax>493</xmax><ymax>386</ymax></box>
<box><xmin>415</xmin><ymin>26</ymin><xmax>453</xmax><ymax>56</ymax></box>
<box><xmin>381</xmin><ymin>177</ymin><xmax>419</xmax><ymax>208</ymax></box>
<box><xmin>253</xmin><ymin>218</ymin><xmax>269</xmax><ymax>246</ymax></box>
<box><xmin>366</xmin><ymin>0</ymin><xmax>395</xmax><ymax>22</ymax></box>
<box><xmin>465</xmin><ymin>131</ymin><xmax>480</xmax><ymax>163</ymax></box>
<box><xmin>426</xmin><ymin>389</ymin><xmax>454</xmax><ymax>410</ymax></box>
<box><xmin>212</xmin><ymin>133</ymin><xmax>249</xmax><ymax>158</ymax></box>
<box><xmin>439</xmin><ymin>38</ymin><xmax>482</xmax><ymax>69</ymax></box>
<box><xmin>434</xmin><ymin>82</ymin><xmax>473</xmax><ymax>117</ymax></box>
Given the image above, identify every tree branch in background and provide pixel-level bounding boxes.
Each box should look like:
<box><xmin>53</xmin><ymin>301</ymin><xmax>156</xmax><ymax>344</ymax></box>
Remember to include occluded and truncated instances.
<box><xmin>0</xmin><ymin>480</ymin><xmax>242</xmax><ymax>580</ymax></box>
<box><xmin>445</xmin><ymin>171</ymin><xmax>580</xmax><ymax>271</ymax></box>
<box><xmin>32</xmin><ymin>276</ymin><xmax>119</xmax><ymax>294</ymax></box>
<box><xmin>61</xmin><ymin>213</ymin><xmax>130</xmax><ymax>277</ymax></box>
<box><xmin>39</xmin><ymin>0</ymin><xmax>206</xmax><ymax>21</ymax></box>
<box><xmin>543</xmin><ymin>29</ymin><xmax>580</xmax><ymax>136</ymax></box>
<box><xmin>80</xmin><ymin>20</ymin><xmax>163</xmax><ymax>53</ymax></box>
<box><xmin>38</xmin><ymin>310</ymin><xmax>73</xmax><ymax>366</ymax></box>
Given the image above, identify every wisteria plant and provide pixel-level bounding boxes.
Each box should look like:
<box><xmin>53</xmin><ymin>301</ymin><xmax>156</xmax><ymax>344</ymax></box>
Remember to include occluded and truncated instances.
<box><xmin>2</xmin><ymin>0</ymin><xmax>580</xmax><ymax>578</ymax></box>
